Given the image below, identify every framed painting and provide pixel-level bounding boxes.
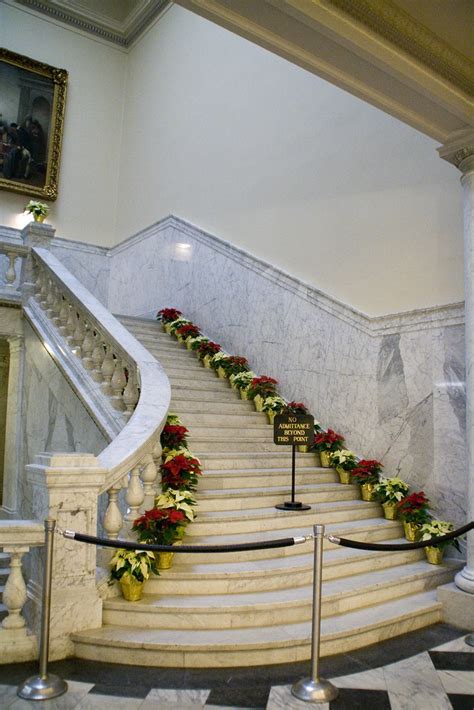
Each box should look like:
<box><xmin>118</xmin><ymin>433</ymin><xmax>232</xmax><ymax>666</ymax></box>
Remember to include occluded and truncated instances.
<box><xmin>0</xmin><ymin>48</ymin><xmax>67</xmax><ymax>201</ymax></box>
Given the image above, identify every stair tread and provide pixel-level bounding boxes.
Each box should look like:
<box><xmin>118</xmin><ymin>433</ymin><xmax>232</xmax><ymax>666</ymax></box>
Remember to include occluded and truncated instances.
<box><xmin>197</xmin><ymin>482</ymin><xmax>352</xmax><ymax>497</ymax></box>
<box><xmin>74</xmin><ymin>590</ymin><xmax>441</xmax><ymax>649</ymax></box>
<box><xmin>195</xmin><ymin>499</ymin><xmax>379</xmax><ymax>522</ymax></box>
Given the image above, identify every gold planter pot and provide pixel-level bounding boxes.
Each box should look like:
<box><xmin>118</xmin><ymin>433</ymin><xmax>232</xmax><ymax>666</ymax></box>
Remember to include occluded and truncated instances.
<box><xmin>253</xmin><ymin>394</ymin><xmax>264</xmax><ymax>412</ymax></box>
<box><xmin>217</xmin><ymin>366</ymin><xmax>227</xmax><ymax>379</ymax></box>
<box><xmin>33</xmin><ymin>214</ymin><xmax>46</xmax><ymax>223</ymax></box>
<box><xmin>298</xmin><ymin>445</ymin><xmax>309</xmax><ymax>453</ymax></box>
<box><xmin>336</xmin><ymin>466</ymin><xmax>352</xmax><ymax>484</ymax></box>
<box><xmin>164</xmin><ymin>323</ymin><xmax>172</xmax><ymax>334</ymax></box>
<box><xmin>157</xmin><ymin>551</ymin><xmax>175</xmax><ymax>569</ymax></box>
<box><xmin>230</xmin><ymin>381</ymin><xmax>238</xmax><ymax>390</ymax></box>
<box><xmin>403</xmin><ymin>521</ymin><xmax>421</xmax><ymax>541</ymax></box>
<box><xmin>267</xmin><ymin>411</ymin><xmax>276</xmax><ymax>424</ymax></box>
<box><xmin>119</xmin><ymin>574</ymin><xmax>144</xmax><ymax>601</ymax></box>
<box><xmin>240</xmin><ymin>388</ymin><xmax>249</xmax><ymax>400</ymax></box>
<box><xmin>360</xmin><ymin>482</ymin><xmax>376</xmax><ymax>501</ymax></box>
<box><xmin>425</xmin><ymin>546</ymin><xmax>443</xmax><ymax>565</ymax></box>
<box><xmin>319</xmin><ymin>450</ymin><xmax>331</xmax><ymax>468</ymax></box>
<box><xmin>185</xmin><ymin>338</ymin><xmax>193</xmax><ymax>350</ymax></box>
<box><xmin>202</xmin><ymin>354</ymin><xmax>212</xmax><ymax>368</ymax></box>
<box><xmin>382</xmin><ymin>502</ymin><xmax>398</xmax><ymax>520</ymax></box>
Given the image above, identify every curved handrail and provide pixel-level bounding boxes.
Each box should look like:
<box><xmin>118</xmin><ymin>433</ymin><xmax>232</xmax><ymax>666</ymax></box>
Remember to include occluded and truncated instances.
<box><xmin>31</xmin><ymin>247</ymin><xmax>171</xmax><ymax>492</ymax></box>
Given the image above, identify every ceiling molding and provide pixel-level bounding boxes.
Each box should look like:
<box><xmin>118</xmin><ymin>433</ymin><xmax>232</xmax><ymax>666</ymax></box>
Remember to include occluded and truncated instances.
<box><xmin>13</xmin><ymin>0</ymin><xmax>171</xmax><ymax>47</ymax></box>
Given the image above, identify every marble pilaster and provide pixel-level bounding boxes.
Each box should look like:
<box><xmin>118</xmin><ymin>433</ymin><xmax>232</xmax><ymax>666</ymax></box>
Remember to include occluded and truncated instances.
<box><xmin>19</xmin><ymin>221</ymin><xmax>55</xmax><ymax>301</ymax></box>
<box><xmin>439</xmin><ymin>129</ymin><xmax>474</xmax><ymax>594</ymax></box>
<box><xmin>2</xmin><ymin>335</ymin><xmax>24</xmax><ymax>515</ymax></box>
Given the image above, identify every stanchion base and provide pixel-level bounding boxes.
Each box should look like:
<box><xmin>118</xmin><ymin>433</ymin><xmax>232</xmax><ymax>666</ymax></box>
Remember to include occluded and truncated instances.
<box><xmin>18</xmin><ymin>673</ymin><xmax>68</xmax><ymax>701</ymax></box>
<box><xmin>466</xmin><ymin>633</ymin><xmax>474</xmax><ymax>647</ymax></box>
<box><xmin>292</xmin><ymin>677</ymin><xmax>339</xmax><ymax>703</ymax></box>
<box><xmin>276</xmin><ymin>502</ymin><xmax>311</xmax><ymax>511</ymax></box>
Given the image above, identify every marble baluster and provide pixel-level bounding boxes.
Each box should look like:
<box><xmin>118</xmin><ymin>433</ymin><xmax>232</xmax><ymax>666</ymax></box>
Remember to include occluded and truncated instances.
<box><xmin>103</xmin><ymin>485</ymin><xmax>123</xmax><ymax>540</ymax></box>
<box><xmin>4</xmin><ymin>252</ymin><xmax>17</xmax><ymax>289</ymax></box>
<box><xmin>101</xmin><ymin>346</ymin><xmax>115</xmax><ymax>396</ymax></box>
<box><xmin>123</xmin><ymin>367</ymin><xmax>139</xmax><ymax>418</ymax></box>
<box><xmin>140</xmin><ymin>453</ymin><xmax>158</xmax><ymax>511</ymax></box>
<box><xmin>1</xmin><ymin>548</ymin><xmax>29</xmax><ymax>630</ymax></box>
<box><xmin>39</xmin><ymin>274</ymin><xmax>49</xmax><ymax>309</ymax></box>
<box><xmin>91</xmin><ymin>332</ymin><xmax>105</xmax><ymax>382</ymax></box>
<box><xmin>439</xmin><ymin>130</ymin><xmax>474</xmax><ymax>595</ymax></box>
<box><xmin>81</xmin><ymin>322</ymin><xmax>95</xmax><ymax>370</ymax></box>
<box><xmin>72</xmin><ymin>313</ymin><xmax>86</xmax><ymax>357</ymax></box>
<box><xmin>65</xmin><ymin>304</ymin><xmax>77</xmax><ymax>345</ymax></box>
<box><xmin>58</xmin><ymin>298</ymin><xmax>70</xmax><ymax>336</ymax></box>
<box><xmin>124</xmin><ymin>465</ymin><xmax>145</xmax><ymax>522</ymax></box>
<box><xmin>111</xmin><ymin>357</ymin><xmax>126</xmax><ymax>411</ymax></box>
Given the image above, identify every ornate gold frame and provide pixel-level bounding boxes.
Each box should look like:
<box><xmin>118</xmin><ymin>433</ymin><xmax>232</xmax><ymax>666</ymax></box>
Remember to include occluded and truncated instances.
<box><xmin>0</xmin><ymin>48</ymin><xmax>68</xmax><ymax>201</ymax></box>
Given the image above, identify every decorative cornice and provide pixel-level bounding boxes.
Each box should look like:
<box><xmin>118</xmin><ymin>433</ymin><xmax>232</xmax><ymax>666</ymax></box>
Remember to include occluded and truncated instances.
<box><xmin>14</xmin><ymin>0</ymin><xmax>171</xmax><ymax>47</ymax></box>
<box><xmin>327</xmin><ymin>0</ymin><xmax>474</xmax><ymax>97</ymax></box>
<box><xmin>438</xmin><ymin>129</ymin><xmax>474</xmax><ymax>173</ymax></box>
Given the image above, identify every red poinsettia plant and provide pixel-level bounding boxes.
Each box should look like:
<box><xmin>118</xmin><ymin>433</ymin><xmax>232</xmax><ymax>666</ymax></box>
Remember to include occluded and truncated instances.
<box><xmin>133</xmin><ymin>506</ymin><xmax>187</xmax><ymax>545</ymax></box>
<box><xmin>284</xmin><ymin>401</ymin><xmax>309</xmax><ymax>415</ymax></box>
<box><xmin>156</xmin><ymin>308</ymin><xmax>182</xmax><ymax>323</ymax></box>
<box><xmin>351</xmin><ymin>459</ymin><xmax>383</xmax><ymax>485</ymax></box>
<box><xmin>218</xmin><ymin>355</ymin><xmax>249</xmax><ymax>377</ymax></box>
<box><xmin>397</xmin><ymin>491</ymin><xmax>431</xmax><ymax>524</ymax></box>
<box><xmin>161</xmin><ymin>424</ymin><xmax>189</xmax><ymax>450</ymax></box>
<box><xmin>312</xmin><ymin>428</ymin><xmax>345</xmax><ymax>453</ymax></box>
<box><xmin>161</xmin><ymin>454</ymin><xmax>202</xmax><ymax>490</ymax></box>
<box><xmin>175</xmin><ymin>323</ymin><xmax>201</xmax><ymax>340</ymax></box>
<box><xmin>197</xmin><ymin>341</ymin><xmax>221</xmax><ymax>359</ymax></box>
<box><xmin>247</xmin><ymin>376</ymin><xmax>278</xmax><ymax>399</ymax></box>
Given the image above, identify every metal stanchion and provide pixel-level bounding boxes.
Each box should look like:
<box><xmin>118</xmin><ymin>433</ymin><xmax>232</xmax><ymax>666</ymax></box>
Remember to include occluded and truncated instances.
<box><xmin>292</xmin><ymin>524</ymin><xmax>338</xmax><ymax>703</ymax></box>
<box><xmin>17</xmin><ymin>519</ymin><xmax>68</xmax><ymax>701</ymax></box>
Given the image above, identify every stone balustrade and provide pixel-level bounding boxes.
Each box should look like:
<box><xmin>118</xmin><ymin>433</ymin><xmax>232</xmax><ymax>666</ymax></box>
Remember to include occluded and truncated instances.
<box><xmin>0</xmin><ymin>520</ymin><xmax>44</xmax><ymax>663</ymax></box>
<box><xmin>0</xmin><ymin>239</ymin><xmax>29</xmax><ymax>302</ymax></box>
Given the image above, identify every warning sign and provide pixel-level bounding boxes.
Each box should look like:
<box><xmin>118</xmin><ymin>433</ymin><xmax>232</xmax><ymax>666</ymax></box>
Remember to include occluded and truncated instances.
<box><xmin>273</xmin><ymin>414</ymin><xmax>314</xmax><ymax>446</ymax></box>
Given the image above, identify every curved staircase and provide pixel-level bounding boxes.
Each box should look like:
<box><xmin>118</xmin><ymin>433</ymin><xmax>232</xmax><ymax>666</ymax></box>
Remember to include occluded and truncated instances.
<box><xmin>73</xmin><ymin>316</ymin><xmax>460</xmax><ymax>667</ymax></box>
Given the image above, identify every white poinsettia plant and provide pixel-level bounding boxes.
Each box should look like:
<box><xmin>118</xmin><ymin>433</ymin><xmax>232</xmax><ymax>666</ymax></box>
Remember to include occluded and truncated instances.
<box><xmin>262</xmin><ymin>396</ymin><xmax>287</xmax><ymax>412</ymax></box>
<box><xmin>373</xmin><ymin>476</ymin><xmax>409</xmax><ymax>504</ymax></box>
<box><xmin>329</xmin><ymin>449</ymin><xmax>357</xmax><ymax>470</ymax></box>
<box><xmin>24</xmin><ymin>199</ymin><xmax>49</xmax><ymax>217</ymax></box>
<box><xmin>419</xmin><ymin>519</ymin><xmax>459</xmax><ymax>550</ymax></box>
<box><xmin>229</xmin><ymin>370</ymin><xmax>255</xmax><ymax>389</ymax></box>
<box><xmin>169</xmin><ymin>317</ymin><xmax>190</xmax><ymax>334</ymax></box>
<box><xmin>155</xmin><ymin>488</ymin><xmax>197</xmax><ymax>522</ymax></box>
<box><xmin>163</xmin><ymin>448</ymin><xmax>200</xmax><ymax>464</ymax></box>
<box><xmin>109</xmin><ymin>548</ymin><xmax>158</xmax><ymax>583</ymax></box>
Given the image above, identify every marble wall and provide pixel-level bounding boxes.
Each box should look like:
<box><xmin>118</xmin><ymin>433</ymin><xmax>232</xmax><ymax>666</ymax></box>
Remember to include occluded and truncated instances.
<box><xmin>108</xmin><ymin>216</ymin><xmax>467</xmax><ymax>526</ymax></box>
<box><xmin>19</xmin><ymin>321</ymin><xmax>107</xmax><ymax>518</ymax></box>
<box><xmin>0</xmin><ymin>341</ymin><xmax>8</xmax><ymax>505</ymax></box>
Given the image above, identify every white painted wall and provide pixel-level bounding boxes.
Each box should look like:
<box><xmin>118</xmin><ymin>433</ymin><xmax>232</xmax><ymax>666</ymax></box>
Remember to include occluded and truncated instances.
<box><xmin>116</xmin><ymin>4</ymin><xmax>463</xmax><ymax>315</ymax></box>
<box><xmin>0</xmin><ymin>2</ymin><xmax>126</xmax><ymax>247</ymax></box>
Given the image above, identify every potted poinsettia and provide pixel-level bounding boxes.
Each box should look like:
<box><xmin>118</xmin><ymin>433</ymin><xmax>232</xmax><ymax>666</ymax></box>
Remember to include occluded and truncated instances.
<box><xmin>419</xmin><ymin>519</ymin><xmax>459</xmax><ymax>564</ymax></box>
<box><xmin>373</xmin><ymin>477</ymin><xmax>409</xmax><ymax>519</ymax></box>
<box><xmin>262</xmin><ymin>395</ymin><xmax>287</xmax><ymax>423</ymax></box>
<box><xmin>312</xmin><ymin>429</ymin><xmax>345</xmax><ymax>467</ymax></box>
<box><xmin>155</xmin><ymin>488</ymin><xmax>197</xmax><ymax>524</ymax></box>
<box><xmin>210</xmin><ymin>352</ymin><xmax>232</xmax><ymax>378</ymax></box>
<box><xmin>175</xmin><ymin>323</ymin><xmax>201</xmax><ymax>346</ymax></box>
<box><xmin>169</xmin><ymin>317</ymin><xmax>190</xmax><ymax>337</ymax></box>
<box><xmin>397</xmin><ymin>491</ymin><xmax>431</xmax><ymax>540</ymax></box>
<box><xmin>284</xmin><ymin>401</ymin><xmax>309</xmax><ymax>415</ymax></box>
<box><xmin>160</xmin><ymin>423</ymin><xmax>189</xmax><ymax>451</ymax></box>
<box><xmin>161</xmin><ymin>450</ymin><xmax>202</xmax><ymax>491</ymax></box>
<box><xmin>109</xmin><ymin>548</ymin><xmax>159</xmax><ymax>601</ymax></box>
<box><xmin>217</xmin><ymin>355</ymin><xmax>249</xmax><ymax>379</ymax></box>
<box><xmin>351</xmin><ymin>459</ymin><xmax>383</xmax><ymax>501</ymax></box>
<box><xmin>24</xmin><ymin>199</ymin><xmax>49</xmax><ymax>222</ymax></box>
<box><xmin>197</xmin><ymin>340</ymin><xmax>221</xmax><ymax>367</ymax></box>
<box><xmin>156</xmin><ymin>308</ymin><xmax>183</xmax><ymax>332</ymax></box>
<box><xmin>247</xmin><ymin>376</ymin><xmax>278</xmax><ymax>411</ymax></box>
<box><xmin>329</xmin><ymin>449</ymin><xmax>358</xmax><ymax>484</ymax></box>
<box><xmin>133</xmin><ymin>506</ymin><xmax>188</xmax><ymax>569</ymax></box>
<box><xmin>189</xmin><ymin>335</ymin><xmax>208</xmax><ymax>352</ymax></box>
<box><xmin>229</xmin><ymin>370</ymin><xmax>255</xmax><ymax>396</ymax></box>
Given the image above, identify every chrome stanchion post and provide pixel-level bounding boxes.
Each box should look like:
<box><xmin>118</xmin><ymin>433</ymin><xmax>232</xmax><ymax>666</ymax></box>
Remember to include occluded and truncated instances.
<box><xmin>292</xmin><ymin>524</ymin><xmax>338</xmax><ymax>703</ymax></box>
<box><xmin>17</xmin><ymin>519</ymin><xmax>68</xmax><ymax>701</ymax></box>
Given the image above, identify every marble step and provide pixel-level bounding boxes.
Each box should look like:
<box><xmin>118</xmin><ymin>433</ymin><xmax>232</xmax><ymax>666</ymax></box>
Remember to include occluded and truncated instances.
<box><xmin>168</xmin><ymin>376</ymin><xmax>237</xmax><ymax>392</ymax></box>
<box><xmin>103</xmin><ymin>560</ymin><xmax>456</xmax><ymax>630</ymax></box>
<box><xmin>178</xmin><ymin>411</ymin><xmax>268</xmax><ymax>426</ymax></box>
<box><xmin>175</xmin><ymin>518</ymin><xmax>404</xmax><ymax>564</ymax></box>
<box><xmin>72</xmin><ymin>590</ymin><xmax>443</xmax><ymax>667</ymax></box>
<box><xmin>170</xmin><ymin>399</ymin><xmax>256</xmax><ymax>414</ymax></box>
<box><xmin>197</xmin><ymin>452</ymin><xmax>320</xmax><ymax>470</ymax></box>
<box><xmin>188</xmin><ymin>425</ymin><xmax>272</xmax><ymax>439</ymax></box>
<box><xmin>191</xmin><ymin>440</ymin><xmax>305</xmax><ymax>453</ymax></box>
<box><xmin>186</xmin><ymin>500</ymin><xmax>382</xmax><ymax>535</ymax></box>
<box><xmin>198</xmin><ymin>467</ymin><xmax>337</xmax><ymax>490</ymax></box>
<box><xmin>171</xmin><ymin>386</ymin><xmax>241</xmax><ymax>402</ymax></box>
<box><xmin>195</xmin><ymin>482</ymin><xmax>360</xmax><ymax>511</ymax></box>
<box><xmin>162</xmin><ymin>369</ymin><xmax>228</xmax><ymax>383</ymax></box>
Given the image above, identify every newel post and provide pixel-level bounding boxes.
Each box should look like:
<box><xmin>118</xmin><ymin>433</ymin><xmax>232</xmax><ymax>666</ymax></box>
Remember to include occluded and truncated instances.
<box><xmin>26</xmin><ymin>453</ymin><xmax>106</xmax><ymax>659</ymax></box>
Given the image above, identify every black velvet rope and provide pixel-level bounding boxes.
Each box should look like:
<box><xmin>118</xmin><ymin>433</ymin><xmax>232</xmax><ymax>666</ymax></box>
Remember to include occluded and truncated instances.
<box><xmin>329</xmin><ymin>521</ymin><xmax>474</xmax><ymax>551</ymax></box>
<box><xmin>61</xmin><ymin>530</ymin><xmax>302</xmax><ymax>553</ymax></box>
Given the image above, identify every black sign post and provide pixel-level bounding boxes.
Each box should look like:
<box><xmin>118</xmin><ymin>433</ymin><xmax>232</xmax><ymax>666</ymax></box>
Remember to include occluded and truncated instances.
<box><xmin>274</xmin><ymin>413</ymin><xmax>314</xmax><ymax>511</ymax></box>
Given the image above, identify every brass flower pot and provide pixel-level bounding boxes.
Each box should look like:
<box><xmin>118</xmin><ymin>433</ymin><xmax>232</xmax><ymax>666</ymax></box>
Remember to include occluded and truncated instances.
<box><xmin>253</xmin><ymin>394</ymin><xmax>264</xmax><ymax>412</ymax></box>
<box><xmin>119</xmin><ymin>574</ymin><xmax>144</xmax><ymax>601</ymax></box>
<box><xmin>360</xmin><ymin>482</ymin><xmax>376</xmax><ymax>501</ymax></box>
<box><xmin>382</xmin><ymin>502</ymin><xmax>398</xmax><ymax>520</ymax></box>
<box><xmin>319</xmin><ymin>450</ymin><xmax>331</xmax><ymax>468</ymax></box>
<box><xmin>33</xmin><ymin>214</ymin><xmax>46</xmax><ymax>223</ymax></box>
<box><xmin>336</xmin><ymin>466</ymin><xmax>352</xmax><ymax>484</ymax></box>
<box><xmin>230</xmin><ymin>380</ymin><xmax>238</xmax><ymax>390</ymax></box>
<box><xmin>267</xmin><ymin>411</ymin><xmax>276</xmax><ymax>424</ymax></box>
<box><xmin>240</xmin><ymin>388</ymin><xmax>249</xmax><ymax>400</ymax></box>
<box><xmin>157</xmin><ymin>551</ymin><xmax>175</xmax><ymax>569</ymax></box>
<box><xmin>217</xmin><ymin>366</ymin><xmax>227</xmax><ymax>379</ymax></box>
<box><xmin>425</xmin><ymin>546</ymin><xmax>443</xmax><ymax>565</ymax></box>
<box><xmin>202</xmin><ymin>354</ymin><xmax>212</xmax><ymax>368</ymax></box>
<box><xmin>164</xmin><ymin>323</ymin><xmax>172</xmax><ymax>334</ymax></box>
<box><xmin>186</xmin><ymin>338</ymin><xmax>193</xmax><ymax>350</ymax></box>
<box><xmin>298</xmin><ymin>445</ymin><xmax>309</xmax><ymax>453</ymax></box>
<box><xmin>403</xmin><ymin>521</ymin><xmax>420</xmax><ymax>541</ymax></box>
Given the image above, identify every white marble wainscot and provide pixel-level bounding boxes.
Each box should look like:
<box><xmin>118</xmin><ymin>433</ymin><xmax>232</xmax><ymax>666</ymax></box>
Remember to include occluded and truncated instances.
<box><xmin>107</xmin><ymin>215</ymin><xmax>467</xmax><ymax>526</ymax></box>
<box><xmin>51</xmin><ymin>237</ymin><xmax>110</xmax><ymax>306</ymax></box>
<box><xmin>27</xmin><ymin>453</ymin><xmax>106</xmax><ymax>659</ymax></box>
<box><xmin>20</xmin><ymin>321</ymin><xmax>108</xmax><ymax>520</ymax></box>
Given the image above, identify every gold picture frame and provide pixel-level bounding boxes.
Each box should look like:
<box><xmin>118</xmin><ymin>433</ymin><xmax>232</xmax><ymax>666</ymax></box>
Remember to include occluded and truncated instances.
<box><xmin>0</xmin><ymin>48</ymin><xmax>68</xmax><ymax>201</ymax></box>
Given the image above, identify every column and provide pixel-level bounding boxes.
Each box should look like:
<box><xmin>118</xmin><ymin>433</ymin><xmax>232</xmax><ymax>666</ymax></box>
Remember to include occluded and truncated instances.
<box><xmin>439</xmin><ymin>130</ymin><xmax>474</xmax><ymax>599</ymax></box>
<box><xmin>2</xmin><ymin>336</ymin><xmax>24</xmax><ymax>515</ymax></box>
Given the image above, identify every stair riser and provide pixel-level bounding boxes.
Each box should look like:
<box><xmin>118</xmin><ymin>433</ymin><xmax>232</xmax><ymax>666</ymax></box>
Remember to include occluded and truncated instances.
<box><xmin>170</xmin><ymin>378</ymin><xmax>236</xmax><ymax>392</ymax></box>
<box><xmin>73</xmin><ymin>606</ymin><xmax>442</xmax><ymax>668</ymax></box>
<box><xmin>187</xmin><ymin>505</ymin><xmax>380</xmax><ymax>535</ymax></box>
<box><xmin>179</xmin><ymin>413</ymin><xmax>268</xmax><ymax>426</ymax></box>
<box><xmin>198</xmin><ymin>471</ymin><xmax>337</xmax><ymax>490</ymax></box>
<box><xmin>196</xmin><ymin>488</ymin><xmax>359</xmax><ymax>511</ymax></box>
<box><xmin>171</xmin><ymin>388</ymin><xmax>241</xmax><ymax>402</ymax></box>
<box><xmin>189</xmin><ymin>428</ymin><xmax>271</xmax><ymax>439</ymax></box>
<box><xmin>198</xmin><ymin>456</ymin><xmax>320</xmax><ymax>470</ymax></box>
<box><xmin>165</xmin><ymin>369</ymin><xmax>227</xmax><ymax>382</ymax></box>
<box><xmin>192</xmin><ymin>441</ymin><xmax>308</xmax><ymax>452</ymax></box>
<box><xmin>171</xmin><ymin>401</ymin><xmax>256</xmax><ymax>414</ymax></box>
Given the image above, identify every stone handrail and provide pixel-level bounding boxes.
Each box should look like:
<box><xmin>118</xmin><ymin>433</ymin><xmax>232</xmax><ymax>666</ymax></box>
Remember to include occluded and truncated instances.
<box><xmin>29</xmin><ymin>248</ymin><xmax>171</xmax><ymax>528</ymax></box>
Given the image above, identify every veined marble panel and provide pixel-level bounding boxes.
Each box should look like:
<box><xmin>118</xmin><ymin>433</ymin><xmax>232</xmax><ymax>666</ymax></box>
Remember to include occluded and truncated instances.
<box><xmin>51</xmin><ymin>237</ymin><xmax>110</xmax><ymax>306</ymax></box>
<box><xmin>107</xmin><ymin>216</ymin><xmax>468</xmax><ymax>528</ymax></box>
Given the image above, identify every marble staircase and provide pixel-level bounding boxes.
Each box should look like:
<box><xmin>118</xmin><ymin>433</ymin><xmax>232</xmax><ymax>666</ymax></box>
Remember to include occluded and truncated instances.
<box><xmin>72</xmin><ymin>317</ymin><xmax>460</xmax><ymax>667</ymax></box>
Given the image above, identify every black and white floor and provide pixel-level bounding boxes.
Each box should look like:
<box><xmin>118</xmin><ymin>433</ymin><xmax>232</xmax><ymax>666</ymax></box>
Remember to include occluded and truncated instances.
<box><xmin>1</xmin><ymin>624</ymin><xmax>473</xmax><ymax>709</ymax></box>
